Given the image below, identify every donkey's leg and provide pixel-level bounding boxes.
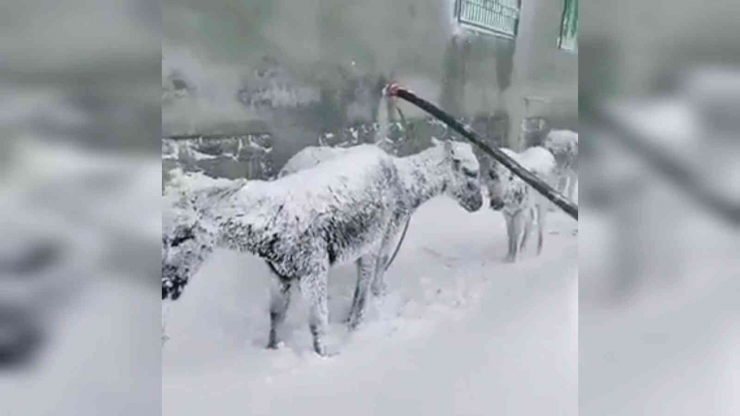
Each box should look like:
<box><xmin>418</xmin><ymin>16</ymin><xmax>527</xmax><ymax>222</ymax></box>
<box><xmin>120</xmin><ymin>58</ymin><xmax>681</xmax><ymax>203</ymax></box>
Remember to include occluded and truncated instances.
<box><xmin>348</xmin><ymin>253</ymin><xmax>379</xmax><ymax>331</ymax></box>
<box><xmin>559</xmin><ymin>174</ymin><xmax>569</xmax><ymax>194</ymax></box>
<box><xmin>549</xmin><ymin>175</ymin><xmax>567</xmax><ymax>211</ymax></box>
<box><xmin>162</xmin><ymin>302</ymin><xmax>171</xmax><ymax>345</ymax></box>
<box><xmin>504</xmin><ymin>213</ymin><xmax>516</xmax><ymax>262</ymax></box>
<box><xmin>537</xmin><ymin>203</ymin><xmax>547</xmax><ymax>255</ymax></box>
<box><xmin>370</xmin><ymin>251</ymin><xmax>389</xmax><ymax>297</ymax></box>
<box><xmin>266</xmin><ymin>273</ymin><xmax>292</xmax><ymax>349</ymax></box>
<box><xmin>567</xmin><ymin>171</ymin><xmax>578</xmax><ymax>202</ymax></box>
<box><xmin>300</xmin><ymin>268</ymin><xmax>331</xmax><ymax>356</ymax></box>
<box><xmin>510</xmin><ymin>211</ymin><xmax>525</xmax><ymax>262</ymax></box>
<box><xmin>371</xmin><ymin>230</ymin><xmax>395</xmax><ymax>297</ymax></box>
<box><xmin>519</xmin><ymin>207</ymin><xmax>534</xmax><ymax>254</ymax></box>
<box><xmin>346</xmin><ymin>261</ymin><xmax>363</xmax><ymax>323</ymax></box>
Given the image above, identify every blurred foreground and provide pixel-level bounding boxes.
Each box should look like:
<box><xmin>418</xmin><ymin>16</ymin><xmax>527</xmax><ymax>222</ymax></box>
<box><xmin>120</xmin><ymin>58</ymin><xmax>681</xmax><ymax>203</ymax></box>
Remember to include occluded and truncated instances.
<box><xmin>580</xmin><ymin>0</ymin><xmax>740</xmax><ymax>413</ymax></box>
<box><xmin>0</xmin><ymin>0</ymin><xmax>160</xmax><ymax>415</ymax></box>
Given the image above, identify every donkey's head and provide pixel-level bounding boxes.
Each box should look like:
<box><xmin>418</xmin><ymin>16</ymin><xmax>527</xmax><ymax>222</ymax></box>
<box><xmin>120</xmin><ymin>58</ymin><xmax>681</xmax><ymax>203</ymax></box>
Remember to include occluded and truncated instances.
<box><xmin>161</xmin><ymin>196</ymin><xmax>215</xmax><ymax>301</ymax></box>
<box><xmin>434</xmin><ymin>139</ymin><xmax>484</xmax><ymax>213</ymax></box>
<box><xmin>486</xmin><ymin>148</ymin><xmax>524</xmax><ymax>211</ymax></box>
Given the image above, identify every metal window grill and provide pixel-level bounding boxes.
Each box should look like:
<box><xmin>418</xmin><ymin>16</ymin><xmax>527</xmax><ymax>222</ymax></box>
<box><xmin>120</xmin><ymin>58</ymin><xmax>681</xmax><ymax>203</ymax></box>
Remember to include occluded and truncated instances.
<box><xmin>558</xmin><ymin>0</ymin><xmax>578</xmax><ymax>52</ymax></box>
<box><xmin>456</xmin><ymin>0</ymin><xmax>521</xmax><ymax>39</ymax></box>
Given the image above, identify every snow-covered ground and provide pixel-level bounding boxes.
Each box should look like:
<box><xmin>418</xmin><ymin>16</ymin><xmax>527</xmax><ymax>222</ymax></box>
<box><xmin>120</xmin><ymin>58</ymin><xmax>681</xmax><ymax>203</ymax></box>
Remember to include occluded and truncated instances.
<box><xmin>162</xmin><ymin>190</ymin><xmax>578</xmax><ymax>415</ymax></box>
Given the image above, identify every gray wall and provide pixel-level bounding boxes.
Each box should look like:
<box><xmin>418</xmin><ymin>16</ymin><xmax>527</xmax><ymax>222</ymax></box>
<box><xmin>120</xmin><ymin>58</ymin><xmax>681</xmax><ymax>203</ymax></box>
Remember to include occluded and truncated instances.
<box><xmin>163</xmin><ymin>0</ymin><xmax>577</xmax><ymax>173</ymax></box>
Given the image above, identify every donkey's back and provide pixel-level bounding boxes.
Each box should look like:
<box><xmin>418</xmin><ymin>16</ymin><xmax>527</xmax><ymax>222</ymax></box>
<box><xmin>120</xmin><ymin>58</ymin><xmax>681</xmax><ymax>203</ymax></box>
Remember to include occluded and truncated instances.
<box><xmin>278</xmin><ymin>146</ymin><xmax>350</xmax><ymax>178</ymax></box>
<box><xmin>244</xmin><ymin>145</ymin><xmax>401</xmax><ymax>260</ymax></box>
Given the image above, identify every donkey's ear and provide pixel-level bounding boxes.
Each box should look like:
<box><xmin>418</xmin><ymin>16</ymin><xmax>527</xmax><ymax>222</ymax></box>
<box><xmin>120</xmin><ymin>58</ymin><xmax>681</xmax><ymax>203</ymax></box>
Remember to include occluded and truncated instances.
<box><xmin>443</xmin><ymin>139</ymin><xmax>454</xmax><ymax>156</ymax></box>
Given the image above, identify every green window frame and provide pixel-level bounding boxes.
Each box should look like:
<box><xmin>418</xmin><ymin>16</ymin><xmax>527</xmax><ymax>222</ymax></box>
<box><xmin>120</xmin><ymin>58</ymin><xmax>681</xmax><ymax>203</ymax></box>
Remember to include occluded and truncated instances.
<box><xmin>456</xmin><ymin>0</ymin><xmax>521</xmax><ymax>39</ymax></box>
<box><xmin>558</xmin><ymin>0</ymin><xmax>578</xmax><ymax>52</ymax></box>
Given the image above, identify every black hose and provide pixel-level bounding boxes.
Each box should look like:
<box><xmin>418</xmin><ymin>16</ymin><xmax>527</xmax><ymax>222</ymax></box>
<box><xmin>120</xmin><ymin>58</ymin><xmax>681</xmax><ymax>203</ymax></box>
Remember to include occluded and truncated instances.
<box><xmin>383</xmin><ymin>217</ymin><xmax>410</xmax><ymax>272</ymax></box>
<box><xmin>388</xmin><ymin>84</ymin><xmax>578</xmax><ymax>221</ymax></box>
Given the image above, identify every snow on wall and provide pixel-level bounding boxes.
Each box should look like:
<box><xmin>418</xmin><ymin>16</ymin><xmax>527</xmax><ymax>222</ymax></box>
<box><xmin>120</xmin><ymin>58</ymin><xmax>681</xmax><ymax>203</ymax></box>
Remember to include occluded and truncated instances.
<box><xmin>162</xmin><ymin>135</ymin><xmax>276</xmax><ymax>183</ymax></box>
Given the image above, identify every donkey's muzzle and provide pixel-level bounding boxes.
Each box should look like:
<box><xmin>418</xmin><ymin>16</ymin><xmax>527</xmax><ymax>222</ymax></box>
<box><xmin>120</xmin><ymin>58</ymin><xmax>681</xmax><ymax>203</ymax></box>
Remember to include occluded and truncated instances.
<box><xmin>490</xmin><ymin>198</ymin><xmax>504</xmax><ymax>210</ymax></box>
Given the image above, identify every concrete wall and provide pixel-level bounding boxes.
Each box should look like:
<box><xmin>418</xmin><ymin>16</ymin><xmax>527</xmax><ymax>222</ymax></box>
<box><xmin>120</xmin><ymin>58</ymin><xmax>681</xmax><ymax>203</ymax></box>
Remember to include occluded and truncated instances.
<box><xmin>163</xmin><ymin>0</ymin><xmax>577</xmax><ymax>171</ymax></box>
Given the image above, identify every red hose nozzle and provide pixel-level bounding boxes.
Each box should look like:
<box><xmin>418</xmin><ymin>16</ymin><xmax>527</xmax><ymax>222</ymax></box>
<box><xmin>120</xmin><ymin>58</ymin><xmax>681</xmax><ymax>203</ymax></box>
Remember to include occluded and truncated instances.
<box><xmin>386</xmin><ymin>83</ymin><xmax>401</xmax><ymax>97</ymax></box>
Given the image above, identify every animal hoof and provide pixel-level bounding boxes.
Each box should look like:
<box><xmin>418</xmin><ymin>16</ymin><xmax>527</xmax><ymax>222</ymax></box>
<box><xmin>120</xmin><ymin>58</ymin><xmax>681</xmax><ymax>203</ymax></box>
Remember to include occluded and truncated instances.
<box><xmin>372</xmin><ymin>288</ymin><xmax>387</xmax><ymax>298</ymax></box>
<box><xmin>313</xmin><ymin>343</ymin><xmax>337</xmax><ymax>357</ymax></box>
<box><xmin>266</xmin><ymin>339</ymin><xmax>284</xmax><ymax>350</ymax></box>
<box><xmin>347</xmin><ymin>318</ymin><xmax>363</xmax><ymax>332</ymax></box>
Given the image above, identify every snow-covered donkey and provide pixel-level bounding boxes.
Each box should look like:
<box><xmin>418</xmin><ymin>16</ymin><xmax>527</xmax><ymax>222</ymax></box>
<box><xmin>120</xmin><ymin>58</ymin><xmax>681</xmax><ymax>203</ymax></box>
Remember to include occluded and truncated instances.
<box><xmin>542</xmin><ymin>129</ymin><xmax>578</xmax><ymax>202</ymax></box>
<box><xmin>162</xmin><ymin>140</ymin><xmax>483</xmax><ymax>356</ymax></box>
<box><xmin>277</xmin><ymin>146</ymin><xmax>349</xmax><ymax>179</ymax></box>
<box><xmin>486</xmin><ymin>146</ymin><xmax>556</xmax><ymax>262</ymax></box>
<box><xmin>277</xmin><ymin>145</ymin><xmax>410</xmax><ymax>300</ymax></box>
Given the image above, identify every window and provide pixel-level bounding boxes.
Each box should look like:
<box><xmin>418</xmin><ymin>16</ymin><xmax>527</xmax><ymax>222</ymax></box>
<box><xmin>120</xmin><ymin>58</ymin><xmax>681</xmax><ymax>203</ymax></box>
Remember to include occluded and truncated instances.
<box><xmin>456</xmin><ymin>0</ymin><xmax>521</xmax><ymax>39</ymax></box>
<box><xmin>558</xmin><ymin>0</ymin><xmax>578</xmax><ymax>52</ymax></box>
